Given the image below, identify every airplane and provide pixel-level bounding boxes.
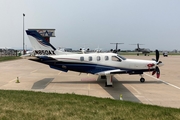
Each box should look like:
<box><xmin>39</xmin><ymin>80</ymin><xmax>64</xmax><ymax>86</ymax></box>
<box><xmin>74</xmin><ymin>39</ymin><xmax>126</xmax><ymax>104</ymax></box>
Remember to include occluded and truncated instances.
<box><xmin>79</xmin><ymin>48</ymin><xmax>90</xmax><ymax>54</ymax></box>
<box><xmin>81</xmin><ymin>46</ymin><xmax>102</xmax><ymax>53</ymax></box>
<box><xmin>131</xmin><ymin>43</ymin><xmax>151</xmax><ymax>56</ymax></box>
<box><xmin>26</xmin><ymin>30</ymin><xmax>163</xmax><ymax>86</ymax></box>
<box><xmin>94</xmin><ymin>46</ymin><xmax>102</xmax><ymax>53</ymax></box>
<box><xmin>110</xmin><ymin>43</ymin><xmax>124</xmax><ymax>53</ymax></box>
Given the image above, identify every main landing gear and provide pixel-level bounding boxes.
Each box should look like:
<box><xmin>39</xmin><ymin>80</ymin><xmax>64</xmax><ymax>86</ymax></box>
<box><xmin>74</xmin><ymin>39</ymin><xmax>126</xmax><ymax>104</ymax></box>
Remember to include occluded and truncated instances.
<box><xmin>140</xmin><ymin>74</ymin><xmax>145</xmax><ymax>83</ymax></box>
<box><xmin>102</xmin><ymin>74</ymin><xmax>145</xmax><ymax>87</ymax></box>
<box><xmin>101</xmin><ymin>75</ymin><xmax>113</xmax><ymax>87</ymax></box>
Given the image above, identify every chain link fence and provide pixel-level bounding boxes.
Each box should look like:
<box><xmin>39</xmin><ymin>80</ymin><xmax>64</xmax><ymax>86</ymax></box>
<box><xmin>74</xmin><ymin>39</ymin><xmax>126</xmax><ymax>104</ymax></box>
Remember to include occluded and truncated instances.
<box><xmin>0</xmin><ymin>49</ymin><xmax>20</xmax><ymax>57</ymax></box>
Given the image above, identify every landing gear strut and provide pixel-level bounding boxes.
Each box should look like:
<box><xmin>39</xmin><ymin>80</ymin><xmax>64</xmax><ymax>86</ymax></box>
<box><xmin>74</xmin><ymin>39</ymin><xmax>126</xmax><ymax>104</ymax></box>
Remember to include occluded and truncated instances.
<box><xmin>139</xmin><ymin>74</ymin><xmax>145</xmax><ymax>83</ymax></box>
<box><xmin>105</xmin><ymin>82</ymin><xmax>113</xmax><ymax>87</ymax></box>
<box><xmin>101</xmin><ymin>75</ymin><xmax>113</xmax><ymax>87</ymax></box>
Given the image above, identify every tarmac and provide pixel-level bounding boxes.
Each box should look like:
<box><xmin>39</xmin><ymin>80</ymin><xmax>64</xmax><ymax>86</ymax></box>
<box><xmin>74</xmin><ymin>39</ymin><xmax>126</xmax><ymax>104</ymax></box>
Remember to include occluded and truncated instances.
<box><xmin>0</xmin><ymin>55</ymin><xmax>180</xmax><ymax>108</ymax></box>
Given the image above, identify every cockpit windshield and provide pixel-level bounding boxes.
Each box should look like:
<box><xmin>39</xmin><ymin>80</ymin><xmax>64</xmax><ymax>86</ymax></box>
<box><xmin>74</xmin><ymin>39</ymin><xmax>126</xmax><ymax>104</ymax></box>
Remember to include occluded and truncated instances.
<box><xmin>117</xmin><ymin>55</ymin><xmax>126</xmax><ymax>60</ymax></box>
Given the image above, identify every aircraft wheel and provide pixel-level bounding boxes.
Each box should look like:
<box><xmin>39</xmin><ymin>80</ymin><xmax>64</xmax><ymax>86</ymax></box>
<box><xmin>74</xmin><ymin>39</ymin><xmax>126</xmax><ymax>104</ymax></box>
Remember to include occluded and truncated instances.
<box><xmin>140</xmin><ymin>78</ymin><xmax>145</xmax><ymax>83</ymax></box>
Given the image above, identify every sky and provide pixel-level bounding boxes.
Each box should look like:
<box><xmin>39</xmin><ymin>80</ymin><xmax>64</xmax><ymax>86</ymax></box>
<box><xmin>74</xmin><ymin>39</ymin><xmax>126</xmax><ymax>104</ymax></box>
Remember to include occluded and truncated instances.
<box><xmin>0</xmin><ymin>0</ymin><xmax>180</xmax><ymax>51</ymax></box>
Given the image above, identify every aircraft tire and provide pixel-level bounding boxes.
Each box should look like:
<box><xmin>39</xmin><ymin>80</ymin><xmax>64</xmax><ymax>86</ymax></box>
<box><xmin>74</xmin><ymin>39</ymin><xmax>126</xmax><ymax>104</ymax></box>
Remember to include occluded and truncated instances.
<box><xmin>140</xmin><ymin>78</ymin><xmax>145</xmax><ymax>83</ymax></box>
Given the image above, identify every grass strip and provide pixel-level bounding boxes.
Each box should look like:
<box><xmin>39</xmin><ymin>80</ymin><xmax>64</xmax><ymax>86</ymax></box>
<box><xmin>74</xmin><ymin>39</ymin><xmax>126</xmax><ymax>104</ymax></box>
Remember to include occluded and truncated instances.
<box><xmin>0</xmin><ymin>56</ymin><xmax>21</xmax><ymax>62</ymax></box>
<box><xmin>0</xmin><ymin>90</ymin><xmax>179</xmax><ymax>120</ymax></box>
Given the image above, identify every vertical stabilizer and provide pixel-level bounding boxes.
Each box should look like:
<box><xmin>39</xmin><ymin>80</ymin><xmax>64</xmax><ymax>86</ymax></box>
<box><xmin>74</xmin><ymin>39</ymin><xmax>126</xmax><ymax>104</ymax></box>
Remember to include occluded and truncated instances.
<box><xmin>26</xmin><ymin>30</ymin><xmax>57</xmax><ymax>55</ymax></box>
<box><xmin>26</xmin><ymin>30</ymin><xmax>74</xmax><ymax>55</ymax></box>
<box><xmin>26</xmin><ymin>30</ymin><xmax>56</xmax><ymax>51</ymax></box>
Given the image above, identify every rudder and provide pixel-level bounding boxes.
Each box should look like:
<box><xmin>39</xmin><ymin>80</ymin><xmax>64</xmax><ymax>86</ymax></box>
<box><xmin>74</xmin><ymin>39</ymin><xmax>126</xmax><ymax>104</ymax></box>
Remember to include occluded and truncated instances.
<box><xmin>26</xmin><ymin>30</ymin><xmax>56</xmax><ymax>55</ymax></box>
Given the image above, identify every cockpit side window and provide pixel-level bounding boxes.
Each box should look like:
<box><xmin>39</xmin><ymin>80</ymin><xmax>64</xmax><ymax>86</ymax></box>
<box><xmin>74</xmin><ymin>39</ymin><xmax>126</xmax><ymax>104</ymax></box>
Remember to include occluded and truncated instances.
<box><xmin>111</xmin><ymin>56</ymin><xmax>121</xmax><ymax>62</ymax></box>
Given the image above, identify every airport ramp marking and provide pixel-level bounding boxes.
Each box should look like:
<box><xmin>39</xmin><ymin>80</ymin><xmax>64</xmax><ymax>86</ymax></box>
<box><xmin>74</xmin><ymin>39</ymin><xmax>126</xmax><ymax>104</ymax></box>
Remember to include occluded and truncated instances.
<box><xmin>145</xmin><ymin>73</ymin><xmax>180</xmax><ymax>90</ymax></box>
<box><xmin>117</xmin><ymin>75</ymin><xmax>123</xmax><ymax>79</ymax></box>
<box><xmin>88</xmin><ymin>84</ymin><xmax>90</xmax><ymax>90</ymax></box>
<box><xmin>130</xmin><ymin>85</ymin><xmax>141</xmax><ymax>94</ymax></box>
<box><xmin>31</xmin><ymin>69</ymin><xmax>38</xmax><ymax>73</ymax></box>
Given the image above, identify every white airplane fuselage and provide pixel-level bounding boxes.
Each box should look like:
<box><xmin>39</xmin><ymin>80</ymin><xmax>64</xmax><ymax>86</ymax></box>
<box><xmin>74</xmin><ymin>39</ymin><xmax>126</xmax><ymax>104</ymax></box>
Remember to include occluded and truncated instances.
<box><xmin>42</xmin><ymin>52</ymin><xmax>157</xmax><ymax>75</ymax></box>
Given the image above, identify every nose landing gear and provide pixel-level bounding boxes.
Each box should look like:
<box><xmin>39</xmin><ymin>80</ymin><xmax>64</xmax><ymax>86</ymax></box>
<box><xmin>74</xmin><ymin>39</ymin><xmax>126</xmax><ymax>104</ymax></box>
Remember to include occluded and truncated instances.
<box><xmin>140</xmin><ymin>74</ymin><xmax>145</xmax><ymax>83</ymax></box>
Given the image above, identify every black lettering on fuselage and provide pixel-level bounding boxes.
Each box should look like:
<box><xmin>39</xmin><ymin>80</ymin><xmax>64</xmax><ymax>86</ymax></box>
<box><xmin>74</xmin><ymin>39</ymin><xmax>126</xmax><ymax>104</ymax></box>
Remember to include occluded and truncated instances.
<box><xmin>34</xmin><ymin>50</ymin><xmax>56</xmax><ymax>55</ymax></box>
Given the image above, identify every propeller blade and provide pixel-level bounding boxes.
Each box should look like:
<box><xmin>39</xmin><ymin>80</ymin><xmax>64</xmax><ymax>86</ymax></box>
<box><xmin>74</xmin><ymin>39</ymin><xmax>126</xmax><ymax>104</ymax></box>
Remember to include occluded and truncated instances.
<box><xmin>152</xmin><ymin>50</ymin><xmax>161</xmax><ymax>78</ymax></box>
<box><xmin>152</xmin><ymin>66</ymin><xmax>160</xmax><ymax>78</ymax></box>
<box><xmin>152</xmin><ymin>69</ymin><xmax>156</xmax><ymax>75</ymax></box>
<box><xmin>156</xmin><ymin>66</ymin><xmax>160</xmax><ymax>78</ymax></box>
<box><xmin>157</xmin><ymin>61</ymin><xmax>162</xmax><ymax>65</ymax></box>
<box><xmin>155</xmin><ymin>50</ymin><xmax>159</xmax><ymax>62</ymax></box>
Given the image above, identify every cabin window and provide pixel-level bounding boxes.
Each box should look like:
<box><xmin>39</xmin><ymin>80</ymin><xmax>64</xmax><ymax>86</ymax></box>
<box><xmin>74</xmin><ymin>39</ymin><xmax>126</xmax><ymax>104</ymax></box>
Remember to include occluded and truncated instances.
<box><xmin>89</xmin><ymin>56</ymin><xmax>93</xmax><ymax>61</ymax></box>
<box><xmin>111</xmin><ymin>56</ymin><xmax>121</xmax><ymax>62</ymax></box>
<box><xmin>105</xmin><ymin>56</ymin><xmax>109</xmax><ymax>61</ymax></box>
<box><xmin>80</xmin><ymin>56</ymin><xmax>84</xmax><ymax>61</ymax></box>
<box><xmin>97</xmin><ymin>56</ymin><xmax>101</xmax><ymax>61</ymax></box>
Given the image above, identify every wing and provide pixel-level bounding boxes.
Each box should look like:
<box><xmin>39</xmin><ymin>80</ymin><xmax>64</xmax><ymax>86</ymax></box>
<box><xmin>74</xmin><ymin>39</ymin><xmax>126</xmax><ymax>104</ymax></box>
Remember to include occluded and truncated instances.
<box><xmin>95</xmin><ymin>69</ymin><xmax>128</xmax><ymax>75</ymax></box>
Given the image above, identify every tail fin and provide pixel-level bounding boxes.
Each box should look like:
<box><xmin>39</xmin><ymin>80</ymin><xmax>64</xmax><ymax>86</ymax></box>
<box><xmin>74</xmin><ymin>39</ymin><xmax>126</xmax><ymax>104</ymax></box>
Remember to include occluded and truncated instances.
<box><xmin>137</xmin><ymin>43</ymin><xmax>140</xmax><ymax>49</ymax></box>
<box><xmin>26</xmin><ymin>30</ymin><xmax>56</xmax><ymax>55</ymax></box>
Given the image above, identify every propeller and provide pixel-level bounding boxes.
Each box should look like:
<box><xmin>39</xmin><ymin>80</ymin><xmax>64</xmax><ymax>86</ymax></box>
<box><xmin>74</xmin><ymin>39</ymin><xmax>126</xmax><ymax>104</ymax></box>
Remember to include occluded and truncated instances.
<box><xmin>155</xmin><ymin>50</ymin><xmax>159</xmax><ymax>62</ymax></box>
<box><xmin>152</xmin><ymin>66</ymin><xmax>160</xmax><ymax>78</ymax></box>
<box><xmin>152</xmin><ymin>50</ymin><xmax>161</xmax><ymax>78</ymax></box>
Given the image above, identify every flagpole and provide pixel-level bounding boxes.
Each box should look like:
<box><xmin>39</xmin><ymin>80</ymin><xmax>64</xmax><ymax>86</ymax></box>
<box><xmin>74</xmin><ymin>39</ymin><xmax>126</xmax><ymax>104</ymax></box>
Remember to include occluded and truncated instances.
<box><xmin>23</xmin><ymin>13</ymin><xmax>25</xmax><ymax>55</ymax></box>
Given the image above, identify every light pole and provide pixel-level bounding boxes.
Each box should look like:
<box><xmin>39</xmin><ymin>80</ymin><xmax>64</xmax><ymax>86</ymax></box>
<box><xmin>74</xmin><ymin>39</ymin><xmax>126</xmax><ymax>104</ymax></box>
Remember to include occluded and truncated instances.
<box><xmin>23</xmin><ymin>13</ymin><xmax>25</xmax><ymax>55</ymax></box>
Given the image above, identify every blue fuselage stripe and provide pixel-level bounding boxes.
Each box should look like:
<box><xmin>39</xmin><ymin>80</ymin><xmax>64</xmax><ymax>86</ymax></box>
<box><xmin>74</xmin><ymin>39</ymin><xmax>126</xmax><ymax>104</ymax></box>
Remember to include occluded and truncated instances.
<box><xmin>41</xmin><ymin>59</ymin><xmax>153</xmax><ymax>74</ymax></box>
